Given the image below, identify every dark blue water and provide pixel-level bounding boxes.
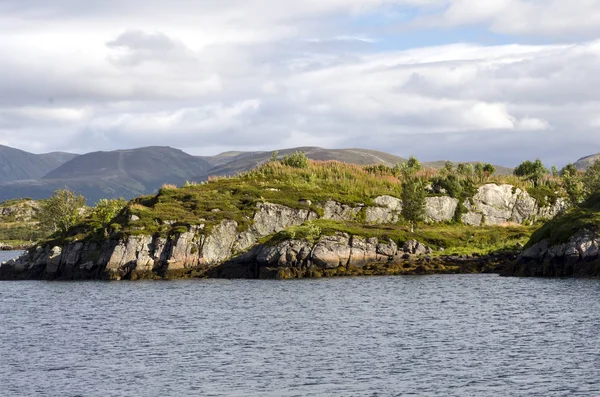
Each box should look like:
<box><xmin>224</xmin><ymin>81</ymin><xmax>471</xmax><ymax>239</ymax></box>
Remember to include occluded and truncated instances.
<box><xmin>1</xmin><ymin>250</ymin><xmax>600</xmax><ymax>396</ymax></box>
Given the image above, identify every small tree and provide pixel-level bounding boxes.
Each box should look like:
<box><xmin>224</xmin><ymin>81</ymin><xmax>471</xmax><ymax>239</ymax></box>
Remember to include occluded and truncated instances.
<box><xmin>474</xmin><ymin>163</ymin><xmax>484</xmax><ymax>182</ymax></box>
<box><xmin>443</xmin><ymin>161</ymin><xmax>454</xmax><ymax>174</ymax></box>
<box><xmin>560</xmin><ymin>163</ymin><xmax>584</xmax><ymax>205</ymax></box>
<box><xmin>91</xmin><ymin>198</ymin><xmax>127</xmax><ymax>235</ymax></box>
<box><xmin>269</xmin><ymin>150</ymin><xmax>279</xmax><ymax>162</ymax></box>
<box><xmin>401</xmin><ymin>177</ymin><xmax>426</xmax><ymax>233</ymax></box>
<box><xmin>281</xmin><ymin>151</ymin><xmax>309</xmax><ymax>168</ymax></box>
<box><xmin>483</xmin><ymin>163</ymin><xmax>496</xmax><ymax>179</ymax></box>
<box><xmin>583</xmin><ymin>160</ymin><xmax>600</xmax><ymax>197</ymax></box>
<box><xmin>514</xmin><ymin>159</ymin><xmax>548</xmax><ymax>187</ymax></box>
<box><xmin>401</xmin><ymin>156</ymin><xmax>422</xmax><ymax>175</ymax></box>
<box><xmin>39</xmin><ymin>188</ymin><xmax>86</xmax><ymax>233</ymax></box>
<box><xmin>457</xmin><ymin>163</ymin><xmax>474</xmax><ymax>178</ymax></box>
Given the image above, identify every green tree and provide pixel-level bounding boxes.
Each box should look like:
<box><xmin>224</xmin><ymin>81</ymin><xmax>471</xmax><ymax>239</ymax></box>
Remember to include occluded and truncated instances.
<box><xmin>39</xmin><ymin>188</ymin><xmax>86</xmax><ymax>233</ymax></box>
<box><xmin>583</xmin><ymin>160</ymin><xmax>600</xmax><ymax>197</ymax></box>
<box><xmin>514</xmin><ymin>159</ymin><xmax>548</xmax><ymax>187</ymax></box>
<box><xmin>401</xmin><ymin>156</ymin><xmax>422</xmax><ymax>175</ymax></box>
<box><xmin>443</xmin><ymin>161</ymin><xmax>454</xmax><ymax>174</ymax></box>
<box><xmin>474</xmin><ymin>163</ymin><xmax>484</xmax><ymax>182</ymax></box>
<box><xmin>401</xmin><ymin>177</ymin><xmax>426</xmax><ymax>233</ymax></box>
<box><xmin>91</xmin><ymin>198</ymin><xmax>127</xmax><ymax>225</ymax></box>
<box><xmin>457</xmin><ymin>163</ymin><xmax>474</xmax><ymax>178</ymax></box>
<box><xmin>269</xmin><ymin>150</ymin><xmax>279</xmax><ymax>162</ymax></box>
<box><xmin>560</xmin><ymin>163</ymin><xmax>584</xmax><ymax>205</ymax></box>
<box><xmin>483</xmin><ymin>163</ymin><xmax>496</xmax><ymax>179</ymax></box>
<box><xmin>281</xmin><ymin>151</ymin><xmax>309</xmax><ymax>168</ymax></box>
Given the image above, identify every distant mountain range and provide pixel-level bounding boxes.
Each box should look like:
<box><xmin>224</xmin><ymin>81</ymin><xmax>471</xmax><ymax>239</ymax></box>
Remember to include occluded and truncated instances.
<box><xmin>0</xmin><ymin>144</ymin><xmax>520</xmax><ymax>203</ymax></box>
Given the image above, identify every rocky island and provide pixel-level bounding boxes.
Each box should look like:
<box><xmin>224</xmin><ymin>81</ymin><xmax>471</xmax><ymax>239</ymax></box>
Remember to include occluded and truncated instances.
<box><xmin>2</xmin><ymin>153</ymin><xmax>582</xmax><ymax>281</ymax></box>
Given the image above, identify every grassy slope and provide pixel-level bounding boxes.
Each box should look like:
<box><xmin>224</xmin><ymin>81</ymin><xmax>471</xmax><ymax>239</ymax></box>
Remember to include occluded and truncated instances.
<box><xmin>0</xmin><ymin>198</ymin><xmax>46</xmax><ymax>247</ymax></box>
<box><xmin>527</xmin><ymin>193</ymin><xmax>600</xmax><ymax>247</ymax></box>
<box><xmin>56</xmin><ymin>160</ymin><xmax>537</xmax><ymax>256</ymax></box>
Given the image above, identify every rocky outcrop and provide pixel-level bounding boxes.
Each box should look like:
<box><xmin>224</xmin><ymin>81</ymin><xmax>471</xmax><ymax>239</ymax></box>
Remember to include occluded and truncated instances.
<box><xmin>0</xmin><ymin>200</ymin><xmax>40</xmax><ymax>222</ymax></box>
<box><xmin>365</xmin><ymin>195</ymin><xmax>402</xmax><ymax>224</ymax></box>
<box><xmin>425</xmin><ymin>197</ymin><xmax>459</xmax><ymax>223</ymax></box>
<box><xmin>211</xmin><ymin>234</ymin><xmax>439</xmax><ymax>279</ymax></box>
<box><xmin>462</xmin><ymin>184</ymin><xmax>567</xmax><ymax>226</ymax></box>
<box><xmin>502</xmin><ymin>230</ymin><xmax>600</xmax><ymax>277</ymax></box>
<box><xmin>322</xmin><ymin>200</ymin><xmax>362</xmax><ymax>221</ymax></box>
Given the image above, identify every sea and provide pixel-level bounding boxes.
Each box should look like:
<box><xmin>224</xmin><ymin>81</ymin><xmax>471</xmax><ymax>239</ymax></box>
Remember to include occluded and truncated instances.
<box><xmin>1</xmin><ymin>250</ymin><xmax>599</xmax><ymax>396</ymax></box>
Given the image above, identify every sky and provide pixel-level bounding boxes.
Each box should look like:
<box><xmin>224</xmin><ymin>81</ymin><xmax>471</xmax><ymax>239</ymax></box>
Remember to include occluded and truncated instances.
<box><xmin>1</xmin><ymin>0</ymin><xmax>600</xmax><ymax>167</ymax></box>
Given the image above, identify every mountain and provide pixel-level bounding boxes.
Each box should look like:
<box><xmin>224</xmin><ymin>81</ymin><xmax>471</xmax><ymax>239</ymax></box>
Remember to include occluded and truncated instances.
<box><xmin>0</xmin><ymin>147</ymin><xmax>212</xmax><ymax>203</ymax></box>
<box><xmin>574</xmin><ymin>153</ymin><xmax>600</xmax><ymax>170</ymax></box>
<box><xmin>202</xmin><ymin>147</ymin><xmax>408</xmax><ymax>178</ymax></box>
<box><xmin>0</xmin><ymin>145</ymin><xmax>77</xmax><ymax>183</ymax></box>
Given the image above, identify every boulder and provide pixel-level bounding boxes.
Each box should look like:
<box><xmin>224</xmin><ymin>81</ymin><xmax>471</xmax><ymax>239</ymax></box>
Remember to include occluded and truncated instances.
<box><xmin>312</xmin><ymin>234</ymin><xmax>352</xmax><ymax>269</ymax></box>
<box><xmin>403</xmin><ymin>240</ymin><xmax>432</xmax><ymax>255</ymax></box>
<box><xmin>253</xmin><ymin>203</ymin><xmax>318</xmax><ymax>236</ymax></box>
<box><xmin>425</xmin><ymin>196</ymin><xmax>458</xmax><ymax>223</ymax></box>
<box><xmin>322</xmin><ymin>201</ymin><xmax>361</xmax><ymax>221</ymax></box>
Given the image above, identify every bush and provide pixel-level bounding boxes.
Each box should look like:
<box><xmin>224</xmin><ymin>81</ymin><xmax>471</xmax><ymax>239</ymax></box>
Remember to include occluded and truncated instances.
<box><xmin>39</xmin><ymin>188</ymin><xmax>86</xmax><ymax>233</ymax></box>
<box><xmin>281</xmin><ymin>151</ymin><xmax>309</xmax><ymax>168</ymax></box>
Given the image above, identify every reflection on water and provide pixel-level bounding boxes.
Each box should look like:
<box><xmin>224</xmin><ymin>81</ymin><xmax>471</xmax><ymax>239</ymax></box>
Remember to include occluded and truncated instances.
<box><xmin>1</xmin><ymin>274</ymin><xmax>600</xmax><ymax>396</ymax></box>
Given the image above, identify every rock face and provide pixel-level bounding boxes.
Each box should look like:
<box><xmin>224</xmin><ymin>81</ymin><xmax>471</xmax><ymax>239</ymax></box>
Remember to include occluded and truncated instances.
<box><xmin>503</xmin><ymin>230</ymin><xmax>600</xmax><ymax>277</ymax></box>
<box><xmin>0</xmin><ymin>203</ymin><xmax>318</xmax><ymax>281</ymax></box>
<box><xmin>210</xmin><ymin>233</ymin><xmax>436</xmax><ymax>279</ymax></box>
<box><xmin>365</xmin><ymin>195</ymin><xmax>402</xmax><ymax>224</ymax></box>
<box><xmin>322</xmin><ymin>200</ymin><xmax>362</xmax><ymax>221</ymax></box>
<box><xmin>462</xmin><ymin>184</ymin><xmax>567</xmax><ymax>226</ymax></box>
<box><xmin>425</xmin><ymin>197</ymin><xmax>459</xmax><ymax>223</ymax></box>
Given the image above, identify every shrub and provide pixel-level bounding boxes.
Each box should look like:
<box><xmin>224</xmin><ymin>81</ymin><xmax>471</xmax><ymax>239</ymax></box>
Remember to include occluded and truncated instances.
<box><xmin>281</xmin><ymin>151</ymin><xmax>309</xmax><ymax>168</ymax></box>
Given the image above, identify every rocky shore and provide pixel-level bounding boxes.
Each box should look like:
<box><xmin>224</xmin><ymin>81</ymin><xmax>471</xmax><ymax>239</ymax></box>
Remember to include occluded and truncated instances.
<box><xmin>502</xmin><ymin>230</ymin><xmax>600</xmax><ymax>277</ymax></box>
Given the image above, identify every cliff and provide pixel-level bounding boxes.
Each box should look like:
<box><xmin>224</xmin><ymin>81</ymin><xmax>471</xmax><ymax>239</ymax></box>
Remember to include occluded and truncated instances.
<box><xmin>0</xmin><ymin>161</ymin><xmax>567</xmax><ymax>280</ymax></box>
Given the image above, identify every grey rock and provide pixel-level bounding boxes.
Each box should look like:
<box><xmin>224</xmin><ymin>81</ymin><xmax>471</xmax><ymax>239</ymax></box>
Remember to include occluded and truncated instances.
<box><xmin>425</xmin><ymin>196</ymin><xmax>458</xmax><ymax>223</ymax></box>
<box><xmin>322</xmin><ymin>201</ymin><xmax>361</xmax><ymax>221</ymax></box>
<box><xmin>253</xmin><ymin>203</ymin><xmax>318</xmax><ymax>236</ymax></box>
<box><xmin>312</xmin><ymin>234</ymin><xmax>352</xmax><ymax>269</ymax></box>
<box><xmin>403</xmin><ymin>240</ymin><xmax>432</xmax><ymax>255</ymax></box>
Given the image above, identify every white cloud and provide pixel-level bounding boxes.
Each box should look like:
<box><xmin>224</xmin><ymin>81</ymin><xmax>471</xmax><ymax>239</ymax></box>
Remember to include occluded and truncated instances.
<box><xmin>0</xmin><ymin>0</ymin><xmax>599</xmax><ymax>166</ymax></box>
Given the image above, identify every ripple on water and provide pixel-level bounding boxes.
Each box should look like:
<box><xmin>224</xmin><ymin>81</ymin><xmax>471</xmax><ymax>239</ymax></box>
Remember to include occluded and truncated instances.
<box><xmin>1</xmin><ymin>275</ymin><xmax>600</xmax><ymax>396</ymax></box>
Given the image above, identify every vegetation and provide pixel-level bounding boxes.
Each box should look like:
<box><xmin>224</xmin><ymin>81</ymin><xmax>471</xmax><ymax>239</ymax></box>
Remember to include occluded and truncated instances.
<box><xmin>280</xmin><ymin>151</ymin><xmax>309</xmax><ymax>168</ymax></box>
<box><xmin>401</xmin><ymin>176</ymin><xmax>426</xmax><ymax>232</ymax></box>
<box><xmin>38</xmin><ymin>188</ymin><xmax>86</xmax><ymax>233</ymax></box>
<box><xmin>514</xmin><ymin>159</ymin><xmax>548</xmax><ymax>187</ymax></box>
<box><xmin>527</xmin><ymin>192</ymin><xmax>600</xmax><ymax>247</ymax></box>
<box><xmin>90</xmin><ymin>198</ymin><xmax>128</xmax><ymax>236</ymax></box>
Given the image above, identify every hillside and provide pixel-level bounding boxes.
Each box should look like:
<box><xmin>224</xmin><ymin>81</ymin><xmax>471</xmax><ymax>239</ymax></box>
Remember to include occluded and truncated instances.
<box><xmin>0</xmin><ymin>147</ymin><xmax>213</xmax><ymax>204</ymax></box>
<box><xmin>0</xmin><ymin>145</ymin><xmax>77</xmax><ymax>182</ymax></box>
<box><xmin>574</xmin><ymin>153</ymin><xmax>600</xmax><ymax>170</ymax></box>
<box><xmin>201</xmin><ymin>147</ymin><xmax>408</xmax><ymax>179</ymax></box>
<box><xmin>0</xmin><ymin>198</ymin><xmax>45</xmax><ymax>249</ymax></box>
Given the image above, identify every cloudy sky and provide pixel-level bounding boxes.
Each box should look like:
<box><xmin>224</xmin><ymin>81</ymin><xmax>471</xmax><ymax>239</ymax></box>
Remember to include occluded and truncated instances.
<box><xmin>1</xmin><ymin>0</ymin><xmax>599</xmax><ymax>166</ymax></box>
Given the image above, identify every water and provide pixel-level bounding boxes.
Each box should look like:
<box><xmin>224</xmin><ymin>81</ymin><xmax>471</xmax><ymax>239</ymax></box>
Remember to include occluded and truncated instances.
<box><xmin>1</xmin><ymin>268</ymin><xmax>600</xmax><ymax>396</ymax></box>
